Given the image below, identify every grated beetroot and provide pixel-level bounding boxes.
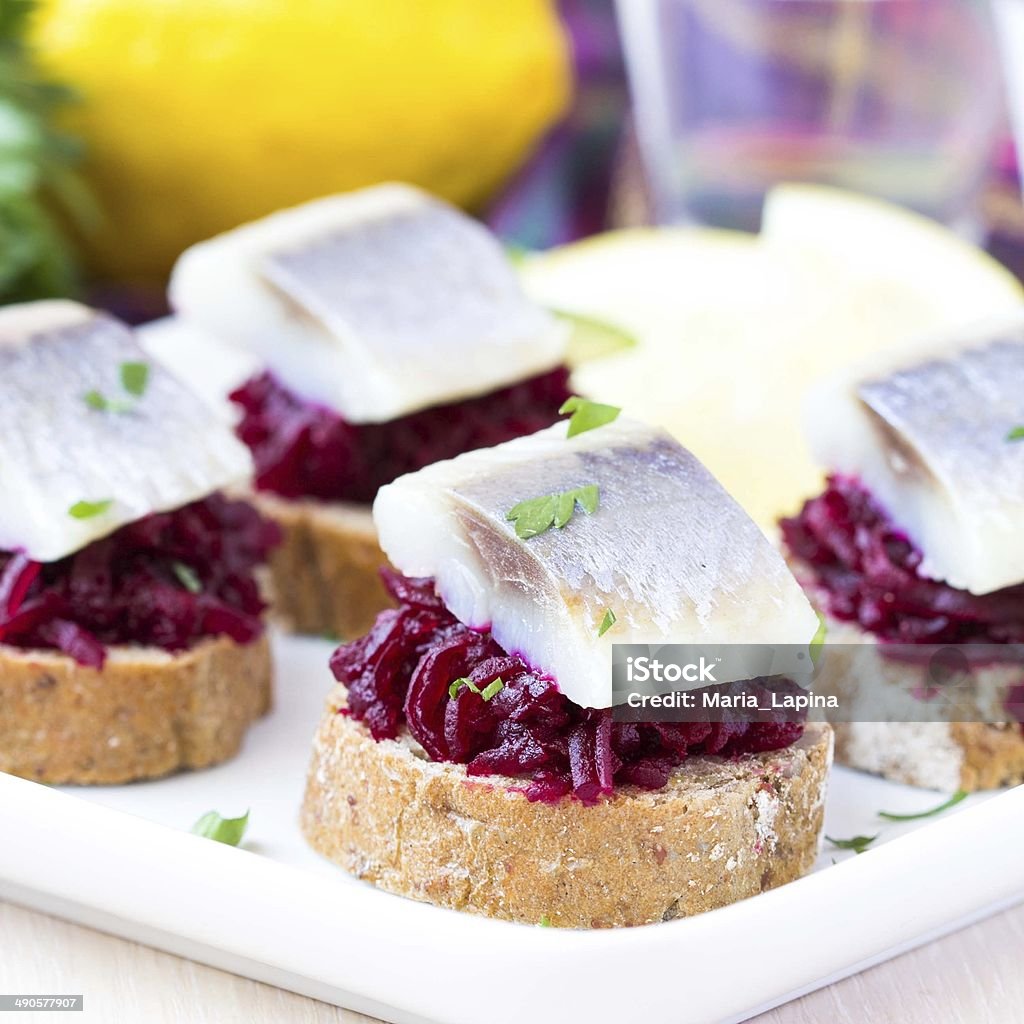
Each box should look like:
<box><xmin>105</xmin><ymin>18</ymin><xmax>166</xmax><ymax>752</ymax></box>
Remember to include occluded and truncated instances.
<box><xmin>780</xmin><ymin>476</ymin><xmax>1024</xmax><ymax>645</ymax></box>
<box><xmin>331</xmin><ymin>570</ymin><xmax>805</xmax><ymax>805</ymax></box>
<box><xmin>229</xmin><ymin>367</ymin><xmax>572</xmax><ymax>503</ymax></box>
<box><xmin>0</xmin><ymin>494</ymin><xmax>281</xmax><ymax>668</ymax></box>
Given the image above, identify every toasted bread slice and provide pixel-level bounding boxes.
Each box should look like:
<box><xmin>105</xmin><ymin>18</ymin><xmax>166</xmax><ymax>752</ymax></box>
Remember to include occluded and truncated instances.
<box><xmin>301</xmin><ymin>684</ymin><xmax>833</xmax><ymax>928</ymax></box>
<box><xmin>250</xmin><ymin>492</ymin><xmax>391</xmax><ymax>640</ymax></box>
<box><xmin>0</xmin><ymin>635</ymin><xmax>271</xmax><ymax>785</ymax></box>
<box><xmin>815</xmin><ymin>616</ymin><xmax>1024</xmax><ymax>792</ymax></box>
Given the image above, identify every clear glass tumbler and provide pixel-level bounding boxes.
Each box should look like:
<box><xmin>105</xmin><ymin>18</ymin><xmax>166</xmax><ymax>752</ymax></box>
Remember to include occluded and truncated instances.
<box><xmin>617</xmin><ymin>0</ymin><xmax>1004</xmax><ymax>230</ymax></box>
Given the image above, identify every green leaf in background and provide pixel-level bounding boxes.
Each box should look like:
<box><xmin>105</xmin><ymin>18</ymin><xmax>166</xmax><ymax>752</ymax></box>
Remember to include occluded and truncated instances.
<box><xmin>1007</xmin><ymin>426</ymin><xmax>1024</xmax><ymax>442</ymax></box>
<box><xmin>191</xmin><ymin>809</ymin><xmax>249</xmax><ymax>847</ymax></box>
<box><xmin>550</xmin><ymin>308</ymin><xmax>638</xmax><ymax>368</ymax></box>
<box><xmin>0</xmin><ymin>0</ymin><xmax>94</xmax><ymax>304</ymax></box>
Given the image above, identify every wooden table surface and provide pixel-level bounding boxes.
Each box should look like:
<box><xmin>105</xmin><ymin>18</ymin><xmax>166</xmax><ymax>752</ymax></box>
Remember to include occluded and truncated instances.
<box><xmin>1</xmin><ymin>899</ymin><xmax>1021</xmax><ymax>1023</ymax></box>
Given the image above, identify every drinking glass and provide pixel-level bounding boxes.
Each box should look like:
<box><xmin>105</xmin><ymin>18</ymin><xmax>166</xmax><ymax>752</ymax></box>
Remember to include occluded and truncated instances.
<box><xmin>617</xmin><ymin>0</ymin><xmax>1004</xmax><ymax>230</ymax></box>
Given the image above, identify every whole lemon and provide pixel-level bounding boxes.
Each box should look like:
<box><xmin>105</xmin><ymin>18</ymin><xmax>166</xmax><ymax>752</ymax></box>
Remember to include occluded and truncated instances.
<box><xmin>30</xmin><ymin>0</ymin><xmax>571</xmax><ymax>283</ymax></box>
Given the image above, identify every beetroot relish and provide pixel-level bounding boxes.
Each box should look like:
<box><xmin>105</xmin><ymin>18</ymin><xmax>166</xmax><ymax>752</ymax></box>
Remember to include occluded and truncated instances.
<box><xmin>230</xmin><ymin>367</ymin><xmax>572</xmax><ymax>503</ymax></box>
<box><xmin>0</xmin><ymin>494</ymin><xmax>281</xmax><ymax>668</ymax></box>
<box><xmin>780</xmin><ymin>476</ymin><xmax>1024</xmax><ymax>644</ymax></box>
<box><xmin>331</xmin><ymin>570</ymin><xmax>805</xmax><ymax>805</ymax></box>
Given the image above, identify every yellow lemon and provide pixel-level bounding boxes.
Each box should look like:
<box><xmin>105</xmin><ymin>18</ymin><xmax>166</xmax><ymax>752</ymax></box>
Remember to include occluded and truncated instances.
<box><xmin>31</xmin><ymin>0</ymin><xmax>571</xmax><ymax>283</ymax></box>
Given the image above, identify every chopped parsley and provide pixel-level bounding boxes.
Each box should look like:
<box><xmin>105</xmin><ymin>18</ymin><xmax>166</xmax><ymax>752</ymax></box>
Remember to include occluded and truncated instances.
<box><xmin>558</xmin><ymin>395</ymin><xmax>621</xmax><ymax>438</ymax></box>
<box><xmin>449</xmin><ymin>677</ymin><xmax>504</xmax><ymax>701</ymax></box>
<box><xmin>68</xmin><ymin>498</ymin><xmax>113</xmax><ymax>519</ymax></box>
<box><xmin>1007</xmin><ymin>426</ymin><xmax>1024</xmax><ymax>441</ymax></box>
<box><xmin>171</xmin><ymin>561</ymin><xmax>202</xmax><ymax>594</ymax></box>
<box><xmin>878</xmin><ymin>790</ymin><xmax>967</xmax><ymax>822</ymax></box>
<box><xmin>598</xmin><ymin>608</ymin><xmax>616</xmax><ymax>637</ymax></box>
<box><xmin>506</xmin><ymin>484</ymin><xmax>599</xmax><ymax>540</ymax></box>
<box><xmin>120</xmin><ymin>361</ymin><xmax>150</xmax><ymax>397</ymax></box>
<box><xmin>826</xmin><ymin>834</ymin><xmax>878</xmax><ymax>855</ymax></box>
<box><xmin>191</xmin><ymin>809</ymin><xmax>249</xmax><ymax>847</ymax></box>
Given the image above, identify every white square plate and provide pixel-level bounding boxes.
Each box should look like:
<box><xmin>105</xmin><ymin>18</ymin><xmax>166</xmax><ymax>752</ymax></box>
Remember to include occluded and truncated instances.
<box><xmin>2</xmin><ymin>634</ymin><xmax>1022</xmax><ymax>1024</ymax></box>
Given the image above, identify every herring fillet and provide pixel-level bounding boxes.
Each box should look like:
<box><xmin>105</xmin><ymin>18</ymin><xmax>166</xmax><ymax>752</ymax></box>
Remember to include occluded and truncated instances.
<box><xmin>374</xmin><ymin>419</ymin><xmax>819</xmax><ymax>709</ymax></box>
<box><xmin>806</xmin><ymin>312</ymin><xmax>1024</xmax><ymax>595</ymax></box>
<box><xmin>0</xmin><ymin>301</ymin><xmax>252</xmax><ymax>562</ymax></box>
<box><xmin>168</xmin><ymin>183</ymin><xmax>567</xmax><ymax>424</ymax></box>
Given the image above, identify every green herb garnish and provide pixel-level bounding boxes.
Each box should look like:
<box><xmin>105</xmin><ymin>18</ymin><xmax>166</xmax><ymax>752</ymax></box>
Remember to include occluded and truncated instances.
<box><xmin>191</xmin><ymin>809</ymin><xmax>249</xmax><ymax>847</ymax></box>
<box><xmin>171</xmin><ymin>561</ymin><xmax>202</xmax><ymax>594</ymax></box>
<box><xmin>826</xmin><ymin>834</ymin><xmax>878</xmax><ymax>855</ymax></box>
<box><xmin>506</xmin><ymin>484</ymin><xmax>599</xmax><ymax>540</ymax></box>
<box><xmin>450</xmin><ymin>677</ymin><xmax>504</xmax><ymax>701</ymax></box>
<box><xmin>878</xmin><ymin>790</ymin><xmax>967</xmax><ymax>822</ymax></box>
<box><xmin>82</xmin><ymin>389</ymin><xmax>132</xmax><ymax>414</ymax></box>
<box><xmin>1007</xmin><ymin>426</ymin><xmax>1024</xmax><ymax>441</ymax></box>
<box><xmin>480</xmin><ymin>678</ymin><xmax>504</xmax><ymax>701</ymax></box>
<box><xmin>538</xmin><ymin>914</ymin><xmax>552</xmax><ymax>927</ymax></box>
<box><xmin>598</xmin><ymin>608</ymin><xmax>616</xmax><ymax>638</ymax></box>
<box><xmin>449</xmin><ymin>677</ymin><xmax>479</xmax><ymax>699</ymax></box>
<box><xmin>68</xmin><ymin>498</ymin><xmax>112</xmax><ymax>519</ymax></box>
<box><xmin>559</xmin><ymin>395</ymin><xmax>621</xmax><ymax>439</ymax></box>
<box><xmin>120</xmin><ymin>361</ymin><xmax>149</xmax><ymax>397</ymax></box>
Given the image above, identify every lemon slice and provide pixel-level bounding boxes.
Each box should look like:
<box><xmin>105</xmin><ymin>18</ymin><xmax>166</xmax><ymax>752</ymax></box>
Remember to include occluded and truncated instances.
<box><xmin>521</xmin><ymin>189</ymin><xmax>1023</xmax><ymax>532</ymax></box>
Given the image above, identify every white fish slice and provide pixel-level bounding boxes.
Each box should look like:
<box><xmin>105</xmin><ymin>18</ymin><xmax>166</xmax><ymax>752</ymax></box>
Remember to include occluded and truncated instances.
<box><xmin>168</xmin><ymin>183</ymin><xmax>567</xmax><ymax>424</ymax></box>
<box><xmin>374</xmin><ymin>418</ymin><xmax>819</xmax><ymax>709</ymax></box>
<box><xmin>806</xmin><ymin>309</ymin><xmax>1024</xmax><ymax>595</ymax></box>
<box><xmin>0</xmin><ymin>301</ymin><xmax>252</xmax><ymax>562</ymax></box>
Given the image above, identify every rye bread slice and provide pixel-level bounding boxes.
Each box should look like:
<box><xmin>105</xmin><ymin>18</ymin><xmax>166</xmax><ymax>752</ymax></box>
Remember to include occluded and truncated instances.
<box><xmin>301</xmin><ymin>683</ymin><xmax>833</xmax><ymax>928</ymax></box>
<box><xmin>820</xmin><ymin>617</ymin><xmax>1024</xmax><ymax>792</ymax></box>
<box><xmin>0</xmin><ymin>634</ymin><xmax>271</xmax><ymax>785</ymax></box>
<box><xmin>250</xmin><ymin>492</ymin><xmax>391</xmax><ymax>641</ymax></box>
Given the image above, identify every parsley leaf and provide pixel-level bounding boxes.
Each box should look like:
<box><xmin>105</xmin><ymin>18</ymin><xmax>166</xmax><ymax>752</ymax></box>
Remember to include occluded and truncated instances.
<box><xmin>450</xmin><ymin>677</ymin><xmax>505</xmax><ymax>701</ymax></box>
<box><xmin>82</xmin><ymin>389</ymin><xmax>132</xmax><ymax>414</ymax></box>
<box><xmin>449</xmin><ymin>677</ymin><xmax>480</xmax><ymax>699</ymax></box>
<box><xmin>68</xmin><ymin>498</ymin><xmax>112</xmax><ymax>519</ymax></box>
<box><xmin>480</xmin><ymin>678</ymin><xmax>504</xmax><ymax>701</ymax></box>
<box><xmin>191</xmin><ymin>809</ymin><xmax>249</xmax><ymax>847</ymax></box>
<box><xmin>826</xmin><ymin>834</ymin><xmax>878</xmax><ymax>855</ymax></box>
<box><xmin>171</xmin><ymin>561</ymin><xmax>202</xmax><ymax>594</ymax></box>
<box><xmin>1007</xmin><ymin>426</ymin><xmax>1024</xmax><ymax>441</ymax></box>
<box><xmin>506</xmin><ymin>485</ymin><xmax>599</xmax><ymax>540</ymax></box>
<box><xmin>538</xmin><ymin>914</ymin><xmax>553</xmax><ymax>927</ymax></box>
<box><xmin>120</xmin><ymin>361</ymin><xmax>149</xmax><ymax>397</ymax></box>
<box><xmin>598</xmin><ymin>608</ymin><xmax>616</xmax><ymax>637</ymax></box>
<box><xmin>878</xmin><ymin>790</ymin><xmax>967</xmax><ymax>822</ymax></box>
<box><xmin>558</xmin><ymin>395</ymin><xmax>622</xmax><ymax>438</ymax></box>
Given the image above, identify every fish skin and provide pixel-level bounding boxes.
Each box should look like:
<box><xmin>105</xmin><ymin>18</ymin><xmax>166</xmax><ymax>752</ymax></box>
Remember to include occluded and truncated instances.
<box><xmin>806</xmin><ymin>312</ymin><xmax>1024</xmax><ymax>595</ymax></box>
<box><xmin>168</xmin><ymin>183</ymin><xmax>567</xmax><ymax>424</ymax></box>
<box><xmin>0</xmin><ymin>300</ymin><xmax>252</xmax><ymax>562</ymax></box>
<box><xmin>374</xmin><ymin>418</ymin><xmax>819</xmax><ymax>709</ymax></box>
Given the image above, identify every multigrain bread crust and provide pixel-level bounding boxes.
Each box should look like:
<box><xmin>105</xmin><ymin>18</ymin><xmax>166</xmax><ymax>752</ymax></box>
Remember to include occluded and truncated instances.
<box><xmin>0</xmin><ymin>635</ymin><xmax>271</xmax><ymax>785</ymax></box>
<box><xmin>819</xmin><ymin>617</ymin><xmax>1024</xmax><ymax>792</ymax></box>
<box><xmin>301</xmin><ymin>684</ymin><xmax>833</xmax><ymax>928</ymax></box>
<box><xmin>250</xmin><ymin>492</ymin><xmax>391</xmax><ymax>640</ymax></box>
<box><xmin>787</xmin><ymin>553</ymin><xmax>1024</xmax><ymax>792</ymax></box>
